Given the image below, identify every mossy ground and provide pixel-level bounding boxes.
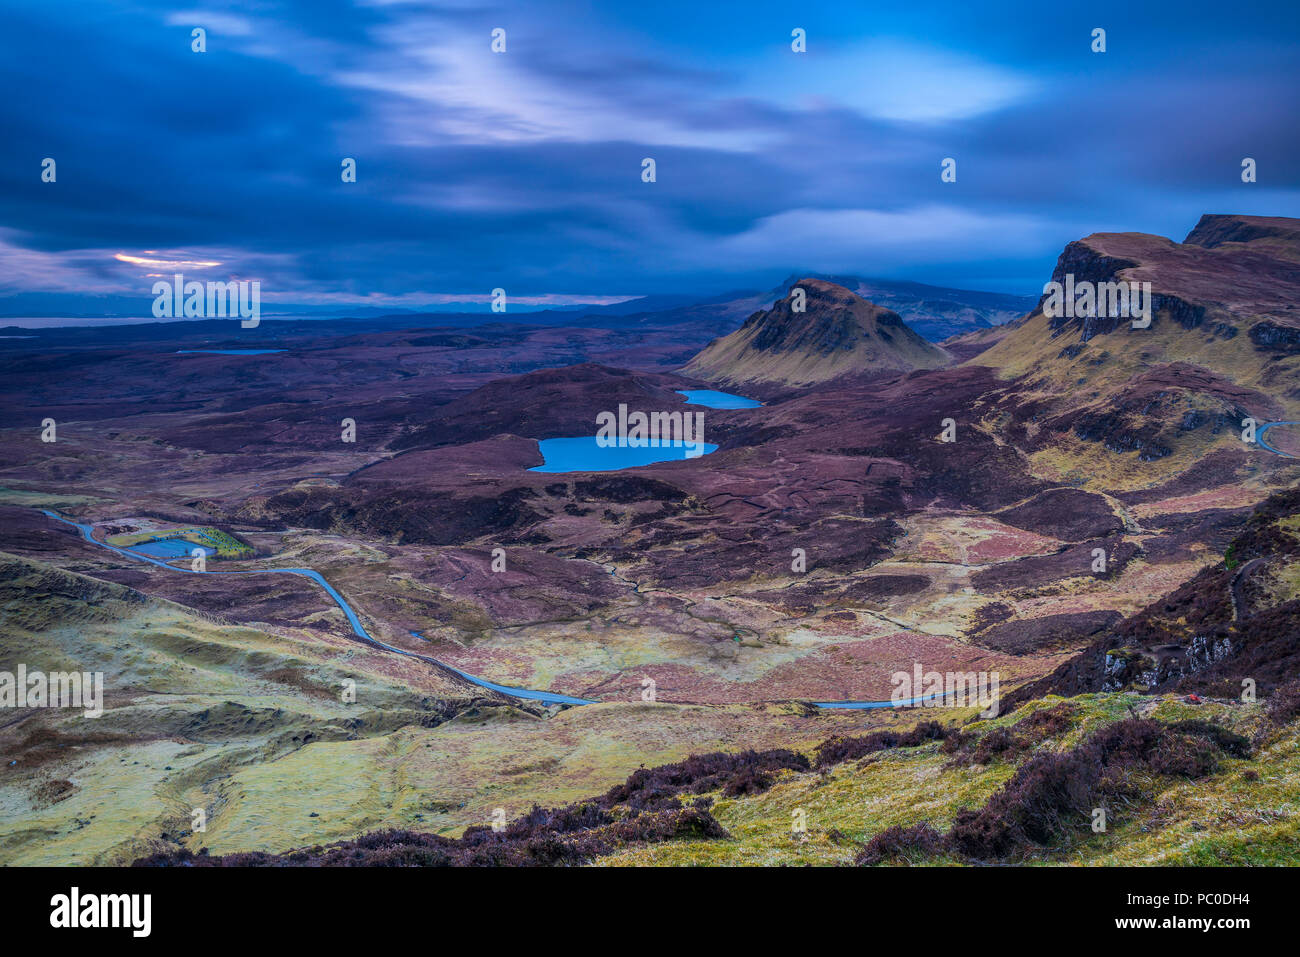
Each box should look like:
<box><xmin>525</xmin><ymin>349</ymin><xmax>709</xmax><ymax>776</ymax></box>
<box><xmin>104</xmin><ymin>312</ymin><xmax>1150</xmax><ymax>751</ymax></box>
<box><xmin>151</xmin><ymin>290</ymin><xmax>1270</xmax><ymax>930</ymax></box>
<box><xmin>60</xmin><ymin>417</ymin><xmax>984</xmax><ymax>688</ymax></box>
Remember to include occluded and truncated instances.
<box><xmin>4</xmin><ymin>548</ymin><xmax>1295</xmax><ymax>867</ymax></box>
<box><xmin>598</xmin><ymin>694</ymin><xmax>1299</xmax><ymax>866</ymax></box>
<box><xmin>0</xmin><ymin>487</ymin><xmax>103</xmax><ymax>508</ymax></box>
<box><xmin>105</xmin><ymin>526</ymin><xmax>252</xmax><ymax>559</ymax></box>
<box><xmin>1</xmin><ymin>553</ymin><xmax>879</xmax><ymax>864</ymax></box>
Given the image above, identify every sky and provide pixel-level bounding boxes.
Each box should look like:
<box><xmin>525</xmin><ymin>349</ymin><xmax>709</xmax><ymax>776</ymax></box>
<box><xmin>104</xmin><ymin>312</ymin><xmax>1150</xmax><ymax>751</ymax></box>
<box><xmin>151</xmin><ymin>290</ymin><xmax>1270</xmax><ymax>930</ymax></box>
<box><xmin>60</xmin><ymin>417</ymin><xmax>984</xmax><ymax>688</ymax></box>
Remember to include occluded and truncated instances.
<box><xmin>1</xmin><ymin>0</ymin><xmax>1299</xmax><ymax>314</ymax></box>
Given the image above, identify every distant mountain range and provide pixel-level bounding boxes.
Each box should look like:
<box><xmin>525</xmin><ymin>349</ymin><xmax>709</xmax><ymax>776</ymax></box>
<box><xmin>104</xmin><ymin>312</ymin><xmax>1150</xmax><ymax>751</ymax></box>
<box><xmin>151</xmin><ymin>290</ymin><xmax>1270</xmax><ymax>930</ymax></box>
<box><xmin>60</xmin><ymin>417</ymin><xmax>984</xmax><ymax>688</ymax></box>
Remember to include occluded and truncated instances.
<box><xmin>565</xmin><ymin>276</ymin><xmax>1035</xmax><ymax>341</ymax></box>
<box><xmin>0</xmin><ymin>275</ymin><xmax>1036</xmax><ymax>341</ymax></box>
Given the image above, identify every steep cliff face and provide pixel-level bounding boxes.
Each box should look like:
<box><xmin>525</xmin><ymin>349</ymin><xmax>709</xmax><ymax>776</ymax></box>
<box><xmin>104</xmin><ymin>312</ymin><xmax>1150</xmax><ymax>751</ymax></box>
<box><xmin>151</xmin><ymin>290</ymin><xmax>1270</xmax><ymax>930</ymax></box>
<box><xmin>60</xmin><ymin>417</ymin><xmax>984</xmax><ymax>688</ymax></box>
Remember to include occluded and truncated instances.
<box><xmin>1183</xmin><ymin>212</ymin><xmax>1300</xmax><ymax>255</ymax></box>
<box><xmin>971</xmin><ymin>215</ymin><xmax>1300</xmax><ymax>470</ymax></box>
<box><xmin>986</xmin><ymin>215</ymin><xmax>1300</xmax><ymax>363</ymax></box>
<box><xmin>681</xmin><ymin>279</ymin><xmax>948</xmax><ymax>390</ymax></box>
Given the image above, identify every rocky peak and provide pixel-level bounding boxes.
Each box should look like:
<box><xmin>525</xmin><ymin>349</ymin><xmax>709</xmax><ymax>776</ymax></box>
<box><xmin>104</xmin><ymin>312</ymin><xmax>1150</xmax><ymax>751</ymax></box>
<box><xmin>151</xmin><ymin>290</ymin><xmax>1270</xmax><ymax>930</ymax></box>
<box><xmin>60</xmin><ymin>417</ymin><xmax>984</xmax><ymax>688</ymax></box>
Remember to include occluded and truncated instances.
<box><xmin>682</xmin><ymin>279</ymin><xmax>947</xmax><ymax>390</ymax></box>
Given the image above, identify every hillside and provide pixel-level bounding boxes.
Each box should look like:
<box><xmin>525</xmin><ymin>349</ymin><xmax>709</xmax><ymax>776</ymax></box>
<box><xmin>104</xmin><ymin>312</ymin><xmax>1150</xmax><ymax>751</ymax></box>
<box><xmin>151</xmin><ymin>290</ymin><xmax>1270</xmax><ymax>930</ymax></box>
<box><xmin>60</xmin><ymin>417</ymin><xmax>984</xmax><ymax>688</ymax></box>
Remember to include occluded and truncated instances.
<box><xmin>5</xmin><ymin>214</ymin><xmax>1300</xmax><ymax>870</ymax></box>
<box><xmin>776</xmin><ymin>273</ymin><xmax>1035</xmax><ymax>340</ymax></box>
<box><xmin>682</xmin><ymin>279</ymin><xmax>949</xmax><ymax>391</ymax></box>
<box><xmin>972</xmin><ymin>214</ymin><xmax>1300</xmax><ymax>482</ymax></box>
<box><xmin>133</xmin><ymin>480</ymin><xmax>1300</xmax><ymax>868</ymax></box>
<box><xmin>0</xmin><ymin>550</ymin><xmax>485</xmax><ymax>864</ymax></box>
<box><xmin>1007</xmin><ymin>484</ymin><xmax>1300</xmax><ymax>703</ymax></box>
<box><xmin>135</xmin><ymin>689</ymin><xmax>1300</xmax><ymax>867</ymax></box>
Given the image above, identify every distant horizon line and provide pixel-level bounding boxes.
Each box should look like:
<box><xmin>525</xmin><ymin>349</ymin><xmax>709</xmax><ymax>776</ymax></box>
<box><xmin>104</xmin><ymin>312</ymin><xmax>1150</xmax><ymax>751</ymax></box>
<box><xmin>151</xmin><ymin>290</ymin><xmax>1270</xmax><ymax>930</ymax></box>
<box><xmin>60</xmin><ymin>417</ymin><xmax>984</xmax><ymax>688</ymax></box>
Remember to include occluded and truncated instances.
<box><xmin>0</xmin><ymin>271</ymin><xmax>1043</xmax><ymax>328</ymax></box>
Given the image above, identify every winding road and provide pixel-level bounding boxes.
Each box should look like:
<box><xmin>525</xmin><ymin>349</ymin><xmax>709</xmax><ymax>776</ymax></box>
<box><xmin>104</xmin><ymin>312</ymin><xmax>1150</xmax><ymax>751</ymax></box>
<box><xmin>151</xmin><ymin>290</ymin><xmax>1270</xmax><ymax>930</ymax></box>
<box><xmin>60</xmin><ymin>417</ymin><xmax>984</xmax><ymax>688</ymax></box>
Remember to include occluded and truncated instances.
<box><xmin>24</xmin><ymin>416</ymin><xmax>1300</xmax><ymax>711</ymax></box>
<box><xmin>407</xmin><ymin>632</ymin><xmax>596</xmax><ymax>705</ymax></box>
<box><xmin>40</xmin><ymin>509</ymin><xmax>594</xmax><ymax>706</ymax></box>
<box><xmin>814</xmin><ymin>693</ymin><xmax>950</xmax><ymax>710</ymax></box>
<box><xmin>39</xmin><ymin>508</ymin><xmax>940</xmax><ymax>711</ymax></box>
<box><xmin>1257</xmin><ymin>421</ymin><xmax>1299</xmax><ymax>458</ymax></box>
<box><xmin>1229</xmin><ymin>556</ymin><xmax>1268</xmax><ymax>622</ymax></box>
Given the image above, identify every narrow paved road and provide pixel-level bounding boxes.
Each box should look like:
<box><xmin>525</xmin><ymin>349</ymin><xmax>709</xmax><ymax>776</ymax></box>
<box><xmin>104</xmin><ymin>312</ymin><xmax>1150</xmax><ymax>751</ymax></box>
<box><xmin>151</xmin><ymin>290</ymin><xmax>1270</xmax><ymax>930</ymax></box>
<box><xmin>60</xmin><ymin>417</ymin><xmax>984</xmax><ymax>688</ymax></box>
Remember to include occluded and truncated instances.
<box><xmin>40</xmin><ymin>509</ymin><xmax>594</xmax><ymax>705</ymax></box>
<box><xmin>40</xmin><ymin>508</ymin><xmax>918</xmax><ymax>711</ymax></box>
<box><xmin>1230</xmin><ymin>556</ymin><xmax>1268</xmax><ymax>621</ymax></box>
<box><xmin>814</xmin><ymin>692</ymin><xmax>948</xmax><ymax>710</ymax></box>
<box><xmin>1257</xmin><ymin>421</ymin><xmax>1299</xmax><ymax>457</ymax></box>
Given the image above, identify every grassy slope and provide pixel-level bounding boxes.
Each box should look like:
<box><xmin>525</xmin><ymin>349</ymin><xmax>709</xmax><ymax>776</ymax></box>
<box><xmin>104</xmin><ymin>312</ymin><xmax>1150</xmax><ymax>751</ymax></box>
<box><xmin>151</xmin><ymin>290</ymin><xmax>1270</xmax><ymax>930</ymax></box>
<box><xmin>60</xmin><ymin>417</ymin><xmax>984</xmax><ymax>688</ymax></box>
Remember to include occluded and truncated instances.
<box><xmin>7</xmin><ymin>555</ymin><xmax>1293</xmax><ymax>867</ymax></box>
<box><xmin>0</xmin><ymin>552</ymin><xmax>473</xmax><ymax>864</ymax></box>
<box><xmin>598</xmin><ymin>694</ymin><xmax>1299</xmax><ymax>866</ymax></box>
<box><xmin>193</xmin><ymin>701</ymin><xmax>865</xmax><ymax>857</ymax></box>
<box><xmin>0</xmin><ymin>552</ymin><xmax>876</xmax><ymax>864</ymax></box>
<box><xmin>970</xmin><ymin>298</ymin><xmax>1300</xmax><ymax>494</ymax></box>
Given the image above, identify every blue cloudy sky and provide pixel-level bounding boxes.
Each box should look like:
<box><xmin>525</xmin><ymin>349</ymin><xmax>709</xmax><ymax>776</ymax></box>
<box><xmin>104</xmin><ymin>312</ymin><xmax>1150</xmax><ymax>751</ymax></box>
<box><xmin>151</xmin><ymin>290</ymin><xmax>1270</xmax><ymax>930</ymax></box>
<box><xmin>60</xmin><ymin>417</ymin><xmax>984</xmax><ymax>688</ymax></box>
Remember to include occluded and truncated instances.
<box><xmin>2</xmin><ymin>0</ymin><xmax>1298</xmax><ymax>312</ymax></box>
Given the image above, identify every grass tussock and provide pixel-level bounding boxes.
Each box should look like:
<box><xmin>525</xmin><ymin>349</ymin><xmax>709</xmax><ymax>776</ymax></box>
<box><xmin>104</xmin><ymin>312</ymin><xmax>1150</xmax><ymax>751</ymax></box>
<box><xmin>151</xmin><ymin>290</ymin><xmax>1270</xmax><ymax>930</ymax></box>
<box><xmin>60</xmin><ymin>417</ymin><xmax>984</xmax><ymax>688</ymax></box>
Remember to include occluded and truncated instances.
<box><xmin>863</xmin><ymin>715</ymin><xmax>1252</xmax><ymax>864</ymax></box>
<box><xmin>134</xmin><ymin>746</ymin><xmax>812</xmax><ymax>866</ymax></box>
<box><xmin>134</xmin><ymin>694</ymin><xmax>1280</xmax><ymax>868</ymax></box>
<box><xmin>813</xmin><ymin>720</ymin><xmax>954</xmax><ymax>768</ymax></box>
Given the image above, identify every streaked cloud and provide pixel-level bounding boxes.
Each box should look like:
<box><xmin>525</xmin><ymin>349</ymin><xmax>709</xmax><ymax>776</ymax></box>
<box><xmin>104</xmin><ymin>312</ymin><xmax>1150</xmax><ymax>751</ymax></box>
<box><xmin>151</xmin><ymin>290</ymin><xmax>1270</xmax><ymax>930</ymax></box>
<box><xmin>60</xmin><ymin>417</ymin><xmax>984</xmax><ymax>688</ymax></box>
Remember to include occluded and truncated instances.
<box><xmin>0</xmin><ymin>0</ymin><xmax>1296</xmax><ymax>308</ymax></box>
<box><xmin>706</xmin><ymin>206</ymin><xmax>1061</xmax><ymax>272</ymax></box>
<box><xmin>751</xmin><ymin>40</ymin><xmax>1037</xmax><ymax>123</ymax></box>
<box><xmin>163</xmin><ymin>10</ymin><xmax>255</xmax><ymax>36</ymax></box>
<box><xmin>114</xmin><ymin>252</ymin><xmax>223</xmax><ymax>269</ymax></box>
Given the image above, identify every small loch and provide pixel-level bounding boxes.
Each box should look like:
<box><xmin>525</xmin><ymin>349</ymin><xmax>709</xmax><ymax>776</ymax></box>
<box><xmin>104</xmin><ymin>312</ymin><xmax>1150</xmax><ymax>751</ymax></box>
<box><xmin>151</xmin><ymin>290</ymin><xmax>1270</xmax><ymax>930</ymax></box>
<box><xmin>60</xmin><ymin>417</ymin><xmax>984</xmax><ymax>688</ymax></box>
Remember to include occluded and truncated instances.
<box><xmin>676</xmin><ymin>389</ymin><xmax>762</xmax><ymax>409</ymax></box>
<box><xmin>175</xmin><ymin>349</ymin><xmax>286</xmax><ymax>355</ymax></box>
<box><xmin>528</xmin><ymin>389</ymin><xmax>756</xmax><ymax>472</ymax></box>
<box><xmin>530</xmin><ymin>436</ymin><xmax>718</xmax><ymax>473</ymax></box>
<box><xmin>128</xmin><ymin>539</ymin><xmax>216</xmax><ymax>558</ymax></box>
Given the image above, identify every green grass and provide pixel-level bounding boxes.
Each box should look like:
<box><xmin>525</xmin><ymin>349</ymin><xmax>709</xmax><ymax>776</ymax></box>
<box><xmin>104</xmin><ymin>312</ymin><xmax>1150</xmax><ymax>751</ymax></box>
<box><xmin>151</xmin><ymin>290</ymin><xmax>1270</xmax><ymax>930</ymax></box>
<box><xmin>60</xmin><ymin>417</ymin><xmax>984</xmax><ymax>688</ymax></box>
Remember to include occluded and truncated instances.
<box><xmin>105</xmin><ymin>525</ymin><xmax>252</xmax><ymax>559</ymax></box>
<box><xmin>0</xmin><ymin>486</ymin><xmax>102</xmax><ymax>508</ymax></box>
<box><xmin>4</xmin><ymin>546</ymin><xmax>1295</xmax><ymax>868</ymax></box>
<box><xmin>599</xmin><ymin>694</ymin><xmax>1297</xmax><ymax>866</ymax></box>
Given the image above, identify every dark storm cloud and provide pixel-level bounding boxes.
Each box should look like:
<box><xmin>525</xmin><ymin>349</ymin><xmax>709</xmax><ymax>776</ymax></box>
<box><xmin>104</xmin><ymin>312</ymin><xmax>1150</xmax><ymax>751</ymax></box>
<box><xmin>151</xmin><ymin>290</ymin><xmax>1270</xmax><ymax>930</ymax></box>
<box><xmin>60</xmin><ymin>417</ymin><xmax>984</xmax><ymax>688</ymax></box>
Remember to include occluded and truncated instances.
<box><xmin>0</xmin><ymin>0</ymin><xmax>1297</xmax><ymax>305</ymax></box>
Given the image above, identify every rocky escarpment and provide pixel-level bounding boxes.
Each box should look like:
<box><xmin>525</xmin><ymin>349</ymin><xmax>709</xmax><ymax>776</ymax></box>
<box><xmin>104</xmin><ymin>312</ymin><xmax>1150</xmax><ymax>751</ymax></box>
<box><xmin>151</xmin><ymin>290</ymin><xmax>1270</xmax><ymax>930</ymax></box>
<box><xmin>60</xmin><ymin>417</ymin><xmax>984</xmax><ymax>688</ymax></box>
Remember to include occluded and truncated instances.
<box><xmin>1038</xmin><ymin>239</ymin><xmax>1214</xmax><ymax>341</ymax></box>
<box><xmin>974</xmin><ymin>214</ymin><xmax>1300</xmax><ymax>466</ymax></box>
<box><xmin>1249</xmin><ymin>320</ymin><xmax>1300</xmax><ymax>353</ymax></box>
<box><xmin>1184</xmin><ymin>212</ymin><xmax>1300</xmax><ymax>253</ymax></box>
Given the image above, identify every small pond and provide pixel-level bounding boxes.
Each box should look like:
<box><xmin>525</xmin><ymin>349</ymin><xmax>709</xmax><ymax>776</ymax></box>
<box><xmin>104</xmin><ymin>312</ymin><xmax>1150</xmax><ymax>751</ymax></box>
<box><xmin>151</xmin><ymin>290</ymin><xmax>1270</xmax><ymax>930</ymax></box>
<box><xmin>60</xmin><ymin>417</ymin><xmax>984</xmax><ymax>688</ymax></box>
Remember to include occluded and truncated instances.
<box><xmin>530</xmin><ymin>436</ymin><xmax>719</xmax><ymax>473</ymax></box>
<box><xmin>675</xmin><ymin>389</ymin><xmax>762</xmax><ymax>409</ymax></box>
